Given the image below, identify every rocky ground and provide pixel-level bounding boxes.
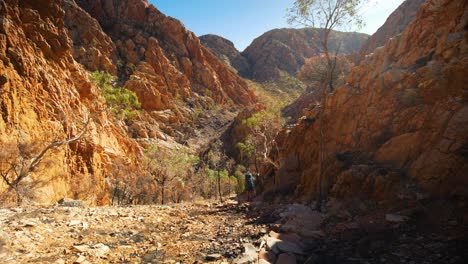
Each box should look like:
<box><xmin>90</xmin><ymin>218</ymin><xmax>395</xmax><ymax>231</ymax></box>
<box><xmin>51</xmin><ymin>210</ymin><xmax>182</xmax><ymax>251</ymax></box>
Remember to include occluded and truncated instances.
<box><xmin>0</xmin><ymin>198</ymin><xmax>466</xmax><ymax>264</ymax></box>
<box><xmin>0</xmin><ymin>198</ymin><xmax>264</xmax><ymax>264</ymax></box>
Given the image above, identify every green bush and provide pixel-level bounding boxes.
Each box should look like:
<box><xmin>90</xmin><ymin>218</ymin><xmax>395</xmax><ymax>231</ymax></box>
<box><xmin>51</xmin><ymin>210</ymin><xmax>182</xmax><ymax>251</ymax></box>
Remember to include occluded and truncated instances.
<box><xmin>90</xmin><ymin>71</ymin><xmax>141</xmax><ymax>120</ymax></box>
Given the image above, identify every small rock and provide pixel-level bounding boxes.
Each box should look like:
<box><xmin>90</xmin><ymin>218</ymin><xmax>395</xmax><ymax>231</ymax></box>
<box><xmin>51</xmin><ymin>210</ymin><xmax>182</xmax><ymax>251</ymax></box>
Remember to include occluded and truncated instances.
<box><xmin>22</xmin><ymin>220</ymin><xmax>36</xmax><ymax>227</ymax></box>
<box><xmin>58</xmin><ymin>198</ymin><xmax>84</xmax><ymax>207</ymax></box>
<box><xmin>89</xmin><ymin>243</ymin><xmax>110</xmax><ymax>258</ymax></box>
<box><xmin>206</xmin><ymin>253</ymin><xmax>222</xmax><ymax>261</ymax></box>
<box><xmin>68</xmin><ymin>220</ymin><xmax>81</xmax><ymax>226</ymax></box>
<box><xmin>259</xmin><ymin>240</ymin><xmax>266</xmax><ymax>250</ymax></box>
<box><xmin>73</xmin><ymin>245</ymin><xmax>90</xmax><ymax>253</ymax></box>
<box><xmin>266</xmin><ymin>237</ymin><xmax>282</xmax><ymax>254</ymax></box>
<box><xmin>74</xmin><ymin>255</ymin><xmax>86</xmax><ymax>264</ymax></box>
<box><xmin>55</xmin><ymin>259</ymin><xmax>65</xmax><ymax>264</ymax></box>
<box><xmin>385</xmin><ymin>214</ymin><xmax>408</xmax><ymax>223</ymax></box>
<box><xmin>235</xmin><ymin>243</ymin><xmax>258</xmax><ymax>264</ymax></box>
<box><xmin>259</xmin><ymin>248</ymin><xmax>277</xmax><ymax>263</ymax></box>
<box><xmin>276</xmin><ymin>241</ymin><xmax>305</xmax><ymax>255</ymax></box>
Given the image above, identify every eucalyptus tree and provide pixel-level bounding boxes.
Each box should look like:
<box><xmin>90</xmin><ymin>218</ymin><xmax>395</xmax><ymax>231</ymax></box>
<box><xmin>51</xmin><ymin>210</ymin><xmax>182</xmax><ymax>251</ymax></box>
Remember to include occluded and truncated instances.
<box><xmin>288</xmin><ymin>0</ymin><xmax>366</xmax><ymax>211</ymax></box>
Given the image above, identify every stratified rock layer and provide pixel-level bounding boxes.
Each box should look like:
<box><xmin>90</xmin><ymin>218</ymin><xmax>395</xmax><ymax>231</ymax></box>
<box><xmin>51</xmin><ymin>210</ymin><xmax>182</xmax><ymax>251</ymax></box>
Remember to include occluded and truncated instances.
<box><xmin>264</xmin><ymin>0</ymin><xmax>468</xmax><ymax>201</ymax></box>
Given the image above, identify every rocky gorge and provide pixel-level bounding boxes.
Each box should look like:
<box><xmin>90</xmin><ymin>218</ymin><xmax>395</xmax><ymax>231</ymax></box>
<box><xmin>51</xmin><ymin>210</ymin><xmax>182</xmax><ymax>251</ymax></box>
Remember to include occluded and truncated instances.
<box><xmin>0</xmin><ymin>0</ymin><xmax>467</xmax><ymax>263</ymax></box>
<box><xmin>0</xmin><ymin>0</ymin><xmax>255</xmax><ymax>205</ymax></box>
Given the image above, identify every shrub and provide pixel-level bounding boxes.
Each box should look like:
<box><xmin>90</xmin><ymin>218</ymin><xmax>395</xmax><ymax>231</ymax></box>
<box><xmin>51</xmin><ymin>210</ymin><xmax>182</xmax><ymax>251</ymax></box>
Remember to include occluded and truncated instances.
<box><xmin>90</xmin><ymin>71</ymin><xmax>141</xmax><ymax>121</ymax></box>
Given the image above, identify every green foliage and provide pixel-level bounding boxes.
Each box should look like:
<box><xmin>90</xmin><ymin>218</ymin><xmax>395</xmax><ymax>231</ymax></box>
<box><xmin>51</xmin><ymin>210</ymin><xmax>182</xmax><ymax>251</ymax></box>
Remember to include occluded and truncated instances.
<box><xmin>90</xmin><ymin>71</ymin><xmax>141</xmax><ymax>121</ymax></box>
<box><xmin>242</xmin><ymin>112</ymin><xmax>262</xmax><ymax>130</ymax></box>
<box><xmin>205</xmin><ymin>168</ymin><xmax>217</xmax><ymax>180</ymax></box>
<box><xmin>219</xmin><ymin>169</ymin><xmax>229</xmax><ymax>179</ymax></box>
<box><xmin>144</xmin><ymin>146</ymin><xmax>198</xmax><ymax>176</ymax></box>
<box><xmin>236</xmin><ymin>141</ymin><xmax>255</xmax><ymax>160</ymax></box>
<box><xmin>116</xmin><ymin>59</ymin><xmax>124</xmax><ymax>68</ymax></box>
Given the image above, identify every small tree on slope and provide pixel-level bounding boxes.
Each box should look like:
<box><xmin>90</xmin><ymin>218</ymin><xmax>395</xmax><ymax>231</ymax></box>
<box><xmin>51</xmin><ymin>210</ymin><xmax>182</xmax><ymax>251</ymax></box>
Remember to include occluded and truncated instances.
<box><xmin>288</xmin><ymin>0</ymin><xmax>366</xmax><ymax>211</ymax></box>
<box><xmin>0</xmin><ymin>117</ymin><xmax>90</xmax><ymax>205</ymax></box>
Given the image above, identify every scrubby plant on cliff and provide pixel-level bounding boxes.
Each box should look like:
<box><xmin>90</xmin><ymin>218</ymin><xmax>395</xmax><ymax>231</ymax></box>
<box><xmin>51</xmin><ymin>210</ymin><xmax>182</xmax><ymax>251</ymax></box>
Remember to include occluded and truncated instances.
<box><xmin>288</xmin><ymin>0</ymin><xmax>366</xmax><ymax>211</ymax></box>
<box><xmin>90</xmin><ymin>71</ymin><xmax>141</xmax><ymax>121</ymax></box>
<box><xmin>236</xmin><ymin>109</ymin><xmax>281</xmax><ymax>192</ymax></box>
<box><xmin>0</xmin><ymin>118</ymin><xmax>90</xmax><ymax>205</ymax></box>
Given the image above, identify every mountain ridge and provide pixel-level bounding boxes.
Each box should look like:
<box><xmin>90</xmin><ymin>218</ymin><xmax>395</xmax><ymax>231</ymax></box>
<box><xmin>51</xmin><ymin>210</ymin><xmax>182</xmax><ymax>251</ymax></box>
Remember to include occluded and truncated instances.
<box><xmin>201</xmin><ymin>28</ymin><xmax>369</xmax><ymax>82</ymax></box>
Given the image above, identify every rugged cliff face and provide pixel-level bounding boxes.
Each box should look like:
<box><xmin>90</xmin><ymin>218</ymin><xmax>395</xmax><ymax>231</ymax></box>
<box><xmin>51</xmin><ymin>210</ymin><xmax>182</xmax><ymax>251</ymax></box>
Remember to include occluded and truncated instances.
<box><xmin>0</xmin><ymin>0</ymin><xmax>140</xmax><ymax>205</ymax></box>
<box><xmin>242</xmin><ymin>28</ymin><xmax>368</xmax><ymax>82</ymax></box>
<box><xmin>263</xmin><ymin>0</ymin><xmax>467</xmax><ymax>204</ymax></box>
<box><xmin>358</xmin><ymin>0</ymin><xmax>427</xmax><ymax>59</ymax></box>
<box><xmin>0</xmin><ymin>0</ymin><xmax>256</xmax><ymax>205</ymax></box>
<box><xmin>199</xmin><ymin>34</ymin><xmax>251</xmax><ymax>78</ymax></box>
<box><xmin>72</xmin><ymin>0</ymin><xmax>255</xmax><ymax>111</ymax></box>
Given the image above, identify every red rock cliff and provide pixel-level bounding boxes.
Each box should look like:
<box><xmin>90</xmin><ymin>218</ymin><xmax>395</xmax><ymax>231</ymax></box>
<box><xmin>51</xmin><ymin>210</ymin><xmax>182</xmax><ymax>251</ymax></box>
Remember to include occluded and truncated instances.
<box><xmin>0</xmin><ymin>0</ymin><xmax>141</xmax><ymax>205</ymax></box>
<box><xmin>0</xmin><ymin>0</ymin><xmax>257</xmax><ymax>205</ymax></box>
<box><xmin>264</xmin><ymin>0</ymin><xmax>467</xmax><ymax>202</ymax></box>
<box><xmin>72</xmin><ymin>0</ymin><xmax>255</xmax><ymax>111</ymax></box>
<box><xmin>358</xmin><ymin>0</ymin><xmax>427</xmax><ymax>60</ymax></box>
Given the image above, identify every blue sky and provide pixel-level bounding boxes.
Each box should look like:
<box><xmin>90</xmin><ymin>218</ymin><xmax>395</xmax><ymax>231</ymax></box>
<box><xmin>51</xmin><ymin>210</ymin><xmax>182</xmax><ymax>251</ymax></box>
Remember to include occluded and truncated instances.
<box><xmin>151</xmin><ymin>0</ymin><xmax>405</xmax><ymax>51</ymax></box>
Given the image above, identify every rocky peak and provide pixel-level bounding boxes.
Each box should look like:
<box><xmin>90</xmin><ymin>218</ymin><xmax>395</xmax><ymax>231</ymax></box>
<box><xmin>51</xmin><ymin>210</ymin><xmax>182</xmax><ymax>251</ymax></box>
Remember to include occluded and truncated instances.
<box><xmin>199</xmin><ymin>34</ymin><xmax>251</xmax><ymax>78</ymax></box>
<box><xmin>358</xmin><ymin>0</ymin><xmax>427</xmax><ymax>60</ymax></box>
<box><xmin>242</xmin><ymin>28</ymin><xmax>368</xmax><ymax>82</ymax></box>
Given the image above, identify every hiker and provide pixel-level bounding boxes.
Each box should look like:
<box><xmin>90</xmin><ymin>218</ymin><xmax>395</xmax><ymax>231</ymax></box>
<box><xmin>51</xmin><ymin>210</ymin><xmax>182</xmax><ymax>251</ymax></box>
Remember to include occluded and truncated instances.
<box><xmin>244</xmin><ymin>171</ymin><xmax>255</xmax><ymax>201</ymax></box>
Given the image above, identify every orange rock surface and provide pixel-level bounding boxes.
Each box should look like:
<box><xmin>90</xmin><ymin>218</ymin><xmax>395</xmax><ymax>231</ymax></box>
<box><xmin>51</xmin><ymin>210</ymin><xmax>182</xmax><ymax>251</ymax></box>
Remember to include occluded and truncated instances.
<box><xmin>0</xmin><ymin>0</ymin><xmax>141</xmax><ymax>205</ymax></box>
<box><xmin>72</xmin><ymin>0</ymin><xmax>255</xmax><ymax>111</ymax></box>
<box><xmin>0</xmin><ymin>0</ymin><xmax>256</xmax><ymax>204</ymax></box>
<box><xmin>264</xmin><ymin>0</ymin><xmax>468</xmax><ymax>202</ymax></box>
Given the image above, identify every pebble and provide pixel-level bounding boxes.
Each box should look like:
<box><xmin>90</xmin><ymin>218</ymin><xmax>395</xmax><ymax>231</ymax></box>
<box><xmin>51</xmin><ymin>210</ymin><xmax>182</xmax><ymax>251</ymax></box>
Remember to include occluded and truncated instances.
<box><xmin>73</xmin><ymin>255</ymin><xmax>86</xmax><ymax>264</ymax></box>
<box><xmin>68</xmin><ymin>220</ymin><xmax>81</xmax><ymax>226</ymax></box>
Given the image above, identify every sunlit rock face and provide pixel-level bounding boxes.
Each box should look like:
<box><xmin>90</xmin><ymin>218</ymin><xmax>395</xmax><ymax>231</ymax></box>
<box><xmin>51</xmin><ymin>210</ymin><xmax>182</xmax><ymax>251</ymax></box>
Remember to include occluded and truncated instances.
<box><xmin>263</xmin><ymin>0</ymin><xmax>467</xmax><ymax>202</ymax></box>
<box><xmin>73</xmin><ymin>0</ymin><xmax>255</xmax><ymax>111</ymax></box>
<box><xmin>0</xmin><ymin>0</ymin><xmax>141</xmax><ymax>205</ymax></box>
<box><xmin>0</xmin><ymin>0</ymin><xmax>256</xmax><ymax>205</ymax></box>
<box><xmin>199</xmin><ymin>34</ymin><xmax>252</xmax><ymax>78</ymax></box>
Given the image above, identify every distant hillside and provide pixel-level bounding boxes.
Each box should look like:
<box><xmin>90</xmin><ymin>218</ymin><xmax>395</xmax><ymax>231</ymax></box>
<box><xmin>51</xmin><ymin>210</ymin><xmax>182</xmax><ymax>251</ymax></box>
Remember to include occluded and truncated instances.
<box><xmin>242</xmin><ymin>28</ymin><xmax>368</xmax><ymax>81</ymax></box>
<box><xmin>201</xmin><ymin>29</ymin><xmax>368</xmax><ymax>82</ymax></box>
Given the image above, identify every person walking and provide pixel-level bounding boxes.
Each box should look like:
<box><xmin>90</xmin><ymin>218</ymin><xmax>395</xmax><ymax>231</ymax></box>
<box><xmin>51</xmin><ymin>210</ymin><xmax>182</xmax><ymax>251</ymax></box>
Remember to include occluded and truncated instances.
<box><xmin>244</xmin><ymin>171</ymin><xmax>255</xmax><ymax>201</ymax></box>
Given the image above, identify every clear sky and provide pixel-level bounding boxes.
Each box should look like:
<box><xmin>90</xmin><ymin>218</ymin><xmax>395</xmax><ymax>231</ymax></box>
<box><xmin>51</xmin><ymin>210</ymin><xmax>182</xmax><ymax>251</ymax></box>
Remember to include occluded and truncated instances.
<box><xmin>151</xmin><ymin>0</ymin><xmax>405</xmax><ymax>51</ymax></box>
